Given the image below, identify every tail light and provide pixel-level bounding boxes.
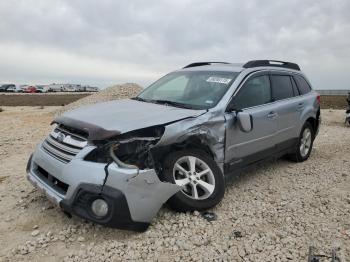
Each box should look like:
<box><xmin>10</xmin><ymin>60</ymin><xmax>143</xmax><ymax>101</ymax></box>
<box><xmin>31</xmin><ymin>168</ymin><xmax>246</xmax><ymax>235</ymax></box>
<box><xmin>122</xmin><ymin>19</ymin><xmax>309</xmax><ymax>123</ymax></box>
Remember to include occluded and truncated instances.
<box><xmin>316</xmin><ymin>94</ymin><xmax>321</xmax><ymax>104</ymax></box>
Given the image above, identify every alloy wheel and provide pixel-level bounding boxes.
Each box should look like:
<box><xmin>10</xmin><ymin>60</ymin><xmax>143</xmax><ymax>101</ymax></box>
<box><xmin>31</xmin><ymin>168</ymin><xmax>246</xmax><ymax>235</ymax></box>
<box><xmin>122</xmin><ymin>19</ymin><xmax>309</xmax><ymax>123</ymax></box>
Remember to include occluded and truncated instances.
<box><xmin>300</xmin><ymin>128</ymin><xmax>312</xmax><ymax>157</ymax></box>
<box><xmin>173</xmin><ymin>156</ymin><xmax>215</xmax><ymax>200</ymax></box>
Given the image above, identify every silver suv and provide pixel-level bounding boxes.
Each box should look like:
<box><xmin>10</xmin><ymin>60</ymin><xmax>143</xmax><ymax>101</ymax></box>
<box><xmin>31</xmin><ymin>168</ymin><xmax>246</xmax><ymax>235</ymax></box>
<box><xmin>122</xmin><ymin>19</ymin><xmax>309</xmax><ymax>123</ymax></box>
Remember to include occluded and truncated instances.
<box><xmin>27</xmin><ymin>60</ymin><xmax>320</xmax><ymax>231</ymax></box>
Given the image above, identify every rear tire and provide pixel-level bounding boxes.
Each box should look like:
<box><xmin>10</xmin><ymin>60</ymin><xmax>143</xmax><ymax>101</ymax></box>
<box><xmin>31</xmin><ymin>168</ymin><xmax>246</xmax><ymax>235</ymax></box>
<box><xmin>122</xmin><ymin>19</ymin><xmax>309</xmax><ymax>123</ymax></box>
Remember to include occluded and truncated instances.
<box><xmin>288</xmin><ymin>122</ymin><xmax>314</xmax><ymax>162</ymax></box>
<box><xmin>162</xmin><ymin>149</ymin><xmax>225</xmax><ymax>212</ymax></box>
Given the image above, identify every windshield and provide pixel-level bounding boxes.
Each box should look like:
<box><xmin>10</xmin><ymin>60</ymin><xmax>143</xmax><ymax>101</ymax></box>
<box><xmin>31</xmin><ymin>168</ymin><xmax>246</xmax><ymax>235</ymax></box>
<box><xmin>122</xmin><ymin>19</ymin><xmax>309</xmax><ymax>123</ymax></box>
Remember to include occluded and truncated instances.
<box><xmin>136</xmin><ymin>71</ymin><xmax>239</xmax><ymax>109</ymax></box>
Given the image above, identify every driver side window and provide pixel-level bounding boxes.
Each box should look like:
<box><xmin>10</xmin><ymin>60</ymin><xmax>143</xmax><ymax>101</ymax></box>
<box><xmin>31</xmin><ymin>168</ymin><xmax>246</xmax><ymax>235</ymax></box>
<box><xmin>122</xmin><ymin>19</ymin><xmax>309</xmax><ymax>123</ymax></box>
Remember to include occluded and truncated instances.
<box><xmin>231</xmin><ymin>75</ymin><xmax>271</xmax><ymax>110</ymax></box>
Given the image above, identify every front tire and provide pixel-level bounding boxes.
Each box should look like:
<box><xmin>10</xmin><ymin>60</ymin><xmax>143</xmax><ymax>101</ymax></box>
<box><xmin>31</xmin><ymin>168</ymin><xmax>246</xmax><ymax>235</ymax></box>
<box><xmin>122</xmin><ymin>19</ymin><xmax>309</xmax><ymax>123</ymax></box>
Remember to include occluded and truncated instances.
<box><xmin>162</xmin><ymin>149</ymin><xmax>225</xmax><ymax>212</ymax></box>
<box><xmin>288</xmin><ymin>122</ymin><xmax>314</xmax><ymax>162</ymax></box>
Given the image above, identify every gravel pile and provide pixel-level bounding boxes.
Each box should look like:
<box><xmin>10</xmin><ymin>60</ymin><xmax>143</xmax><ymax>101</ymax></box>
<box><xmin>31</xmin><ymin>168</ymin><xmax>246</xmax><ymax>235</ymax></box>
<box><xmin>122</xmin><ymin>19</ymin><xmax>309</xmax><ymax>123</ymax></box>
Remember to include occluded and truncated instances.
<box><xmin>0</xmin><ymin>108</ymin><xmax>349</xmax><ymax>261</ymax></box>
<box><xmin>55</xmin><ymin>83</ymin><xmax>143</xmax><ymax>116</ymax></box>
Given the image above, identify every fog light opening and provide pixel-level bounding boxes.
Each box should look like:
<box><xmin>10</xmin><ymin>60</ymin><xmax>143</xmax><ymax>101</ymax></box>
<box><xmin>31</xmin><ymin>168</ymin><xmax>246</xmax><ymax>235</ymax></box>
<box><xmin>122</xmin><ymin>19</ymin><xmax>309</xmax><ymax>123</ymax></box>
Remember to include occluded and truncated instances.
<box><xmin>91</xmin><ymin>198</ymin><xmax>109</xmax><ymax>218</ymax></box>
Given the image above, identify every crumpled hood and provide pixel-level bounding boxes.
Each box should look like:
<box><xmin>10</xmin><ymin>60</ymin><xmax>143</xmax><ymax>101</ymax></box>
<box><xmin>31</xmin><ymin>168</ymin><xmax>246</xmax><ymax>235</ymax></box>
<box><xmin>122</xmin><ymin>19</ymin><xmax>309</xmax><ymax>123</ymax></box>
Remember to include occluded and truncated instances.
<box><xmin>57</xmin><ymin>99</ymin><xmax>206</xmax><ymax>139</ymax></box>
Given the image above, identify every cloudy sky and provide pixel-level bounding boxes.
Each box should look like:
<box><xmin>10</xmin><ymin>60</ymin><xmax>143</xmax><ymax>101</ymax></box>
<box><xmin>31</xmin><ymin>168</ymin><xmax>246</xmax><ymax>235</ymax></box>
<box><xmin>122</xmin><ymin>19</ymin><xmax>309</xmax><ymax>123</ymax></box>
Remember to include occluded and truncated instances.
<box><xmin>0</xmin><ymin>0</ymin><xmax>349</xmax><ymax>89</ymax></box>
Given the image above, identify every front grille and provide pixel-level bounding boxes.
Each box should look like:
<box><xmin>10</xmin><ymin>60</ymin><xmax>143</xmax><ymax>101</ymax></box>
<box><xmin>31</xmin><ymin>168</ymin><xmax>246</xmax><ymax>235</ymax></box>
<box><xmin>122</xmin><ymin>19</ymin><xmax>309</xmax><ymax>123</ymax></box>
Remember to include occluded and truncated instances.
<box><xmin>36</xmin><ymin>165</ymin><xmax>69</xmax><ymax>195</ymax></box>
<box><xmin>42</xmin><ymin>125</ymin><xmax>88</xmax><ymax>163</ymax></box>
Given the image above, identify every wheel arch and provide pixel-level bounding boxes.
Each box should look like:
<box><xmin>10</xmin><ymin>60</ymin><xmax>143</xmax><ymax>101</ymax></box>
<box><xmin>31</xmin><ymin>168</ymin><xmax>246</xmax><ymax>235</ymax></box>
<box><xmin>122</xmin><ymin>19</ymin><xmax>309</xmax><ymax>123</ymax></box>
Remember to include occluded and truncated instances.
<box><xmin>152</xmin><ymin>136</ymin><xmax>215</xmax><ymax>162</ymax></box>
<box><xmin>299</xmin><ymin>104</ymin><xmax>320</xmax><ymax>137</ymax></box>
<box><xmin>151</xmin><ymin>135</ymin><xmax>224</xmax><ymax>176</ymax></box>
<box><xmin>305</xmin><ymin>113</ymin><xmax>319</xmax><ymax>136</ymax></box>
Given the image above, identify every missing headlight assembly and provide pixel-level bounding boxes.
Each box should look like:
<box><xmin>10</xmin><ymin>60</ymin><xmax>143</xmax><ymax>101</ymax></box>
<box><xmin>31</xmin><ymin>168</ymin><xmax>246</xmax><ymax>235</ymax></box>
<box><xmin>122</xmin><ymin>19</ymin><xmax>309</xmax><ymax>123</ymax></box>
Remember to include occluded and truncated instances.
<box><xmin>84</xmin><ymin>125</ymin><xmax>165</xmax><ymax>169</ymax></box>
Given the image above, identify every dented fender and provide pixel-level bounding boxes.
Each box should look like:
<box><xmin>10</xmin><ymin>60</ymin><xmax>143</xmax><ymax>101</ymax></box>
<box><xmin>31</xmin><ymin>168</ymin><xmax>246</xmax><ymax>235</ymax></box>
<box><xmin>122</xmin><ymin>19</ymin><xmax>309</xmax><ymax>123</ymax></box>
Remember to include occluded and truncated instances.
<box><xmin>156</xmin><ymin>111</ymin><xmax>226</xmax><ymax>172</ymax></box>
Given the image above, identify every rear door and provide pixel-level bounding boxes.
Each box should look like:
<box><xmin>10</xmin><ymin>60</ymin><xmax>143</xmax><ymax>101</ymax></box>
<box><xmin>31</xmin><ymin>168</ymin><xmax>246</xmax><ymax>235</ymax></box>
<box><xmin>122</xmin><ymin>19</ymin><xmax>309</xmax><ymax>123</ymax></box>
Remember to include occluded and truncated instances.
<box><xmin>225</xmin><ymin>73</ymin><xmax>278</xmax><ymax>169</ymax></box>
<box><xmin>270</xmin><ymin>73</ymin><xmax>301</xmax><ymax>149</ymax></box>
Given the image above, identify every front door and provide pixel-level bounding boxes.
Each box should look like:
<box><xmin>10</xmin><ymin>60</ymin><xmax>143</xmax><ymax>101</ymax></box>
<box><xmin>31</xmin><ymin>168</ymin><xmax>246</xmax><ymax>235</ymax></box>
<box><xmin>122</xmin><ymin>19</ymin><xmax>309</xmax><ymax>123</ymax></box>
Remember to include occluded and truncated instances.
<box><xmin>225</xmin><ymin>73</ymin><xmax>278</xmax><ymax>170</ymax></box>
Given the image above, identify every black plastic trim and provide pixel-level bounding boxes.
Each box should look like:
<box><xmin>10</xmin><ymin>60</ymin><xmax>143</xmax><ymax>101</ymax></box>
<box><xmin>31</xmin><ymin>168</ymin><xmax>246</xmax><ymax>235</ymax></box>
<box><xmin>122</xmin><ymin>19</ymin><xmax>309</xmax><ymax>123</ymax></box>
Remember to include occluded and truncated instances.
<box><xmin>224</xmin><ymin>138</ymin><xmax>298</xmax><ymax>176</ymax></box>
<box><xmin>243</xmin><ymin>60</ymin><xmax>300</xmax><ymax>71</ymax></box>
<box><xmin>183</xmin><ymin>62</ymin><xmax>230</xmax><ymax>68</ymax></box>
<box><xmin>60</xmin><ymin>184</ymin><xmax>149</xmax><ymax>232</ymax></box>
<box><xmin>26</xmin><ymin>154</ymin><xmax>33</xmax><ymax>173</ymax></box>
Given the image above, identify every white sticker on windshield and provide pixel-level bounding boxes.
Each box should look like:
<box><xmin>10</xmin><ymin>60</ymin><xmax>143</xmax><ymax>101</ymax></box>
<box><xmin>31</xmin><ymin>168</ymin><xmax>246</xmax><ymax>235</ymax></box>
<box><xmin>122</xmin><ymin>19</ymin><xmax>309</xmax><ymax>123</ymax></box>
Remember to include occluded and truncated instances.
<box><xmin>206</xmin><ymin>77</ymin><xmax>232</xmax><ymax>84</ymax></box>
<box><xmin>205</xmin><ymin>100</ymin><xmax>213</xmax><ymax>104</ymax></box>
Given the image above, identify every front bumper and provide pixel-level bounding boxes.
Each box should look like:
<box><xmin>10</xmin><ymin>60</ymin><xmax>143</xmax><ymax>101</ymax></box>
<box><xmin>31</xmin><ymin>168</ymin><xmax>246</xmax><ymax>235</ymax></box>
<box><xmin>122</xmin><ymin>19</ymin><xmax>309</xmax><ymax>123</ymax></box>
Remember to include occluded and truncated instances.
<box><xmin>60</xmin><ymin>183</ymin><xmax>150</xmax><ymax>231</ymax></box>
<box><xmin>27</xmin><ymin>142</ymin><xmax>180</xmax><ymax>231</ymax></box>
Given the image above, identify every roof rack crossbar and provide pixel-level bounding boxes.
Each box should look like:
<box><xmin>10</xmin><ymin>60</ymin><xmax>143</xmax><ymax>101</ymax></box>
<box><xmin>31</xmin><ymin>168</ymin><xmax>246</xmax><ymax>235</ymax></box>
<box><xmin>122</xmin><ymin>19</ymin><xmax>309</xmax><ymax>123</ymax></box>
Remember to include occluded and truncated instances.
<box><xmin>243</xmin><ymin>60</ymin><xmax>300</xmax><ymax>71</ymax></box>
<box><xmin>183</xmin><ymin>62</ymin><xmax>230</xmax><ymax>69</ymax></box>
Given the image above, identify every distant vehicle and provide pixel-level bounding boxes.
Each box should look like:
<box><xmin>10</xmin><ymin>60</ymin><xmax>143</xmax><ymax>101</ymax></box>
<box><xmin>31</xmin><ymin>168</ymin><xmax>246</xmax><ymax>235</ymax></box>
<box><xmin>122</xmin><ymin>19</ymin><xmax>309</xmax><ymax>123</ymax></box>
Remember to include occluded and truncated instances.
<box><xmin>63</xmin><ymin>84</ymin><xmax>81</xmax><ymax>92</ymax></box>
<box><xmin>0</xmin><ymin>84</ymin><xmax>16</xmax><ymax>92</ymax></box>
<box><xmin>85</xmin><ymin>86</ymin><xmax>99</xmax><ymax>92</ymax></box>
<box><xmin>48</xmin><ymin>84</ymin><xmax>64</xmax><ymax>92</ymax></box>
<box><xmin>75</xmin><ymin>85</ymin><xmax>85</xmax><ymax>92</ymax></box>
<box><xmin>18</xmin><ymin>86</ymin><xmax>26</xmax><ymax>92</ymax></box>
<box><xmin>6</xmin><ymin>85</ymin><xmax>23</xmax><ymax>92</ymax></box>
<box><xmin>24</xmin><ymin>86</ymin><xmax>37</xmax><ymax>93</ymax></box>
<box><xmin>36</xmin><ymin>85</ymin><xmax>50</xmax><ymax>93</ymax></box>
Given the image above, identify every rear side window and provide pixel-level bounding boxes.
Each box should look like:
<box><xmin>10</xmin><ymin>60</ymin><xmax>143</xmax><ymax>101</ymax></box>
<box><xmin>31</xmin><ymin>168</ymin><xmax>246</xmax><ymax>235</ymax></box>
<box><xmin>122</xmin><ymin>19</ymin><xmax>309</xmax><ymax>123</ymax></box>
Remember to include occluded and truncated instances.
<box><xmin>291</xmin><ymin>77</ymin><xmax>300</xmax><ymax>96</ymax></box>
<box><xmin>270</xmin><ymin>75</ymin><xmax>294</xmax><ymax>101</ymax></box>
<box><xmin>294</xmin><ymin>75</ymin><xmax>312</xmax><ymax>95</ymax></box>
<box><xmin>232</xmin><ymin>75</ymin><xmax>271</xmax><ymax>110</ymax></box>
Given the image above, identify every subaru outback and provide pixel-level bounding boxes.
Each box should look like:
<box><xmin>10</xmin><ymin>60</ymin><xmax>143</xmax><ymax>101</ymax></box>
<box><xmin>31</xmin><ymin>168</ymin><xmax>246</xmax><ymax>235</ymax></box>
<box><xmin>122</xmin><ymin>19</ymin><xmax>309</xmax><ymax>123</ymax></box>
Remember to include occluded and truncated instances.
<box><xmin>27</xmin><ymin>60</ymin><xmax>321</xmax><ymax>231</ymax></box>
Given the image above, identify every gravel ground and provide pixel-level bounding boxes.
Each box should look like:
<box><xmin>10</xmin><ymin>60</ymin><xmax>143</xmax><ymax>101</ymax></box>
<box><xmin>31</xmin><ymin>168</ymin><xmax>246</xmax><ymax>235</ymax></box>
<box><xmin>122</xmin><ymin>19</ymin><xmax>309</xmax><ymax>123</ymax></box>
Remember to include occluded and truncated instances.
<box><xmin>0</xmin><ymin>106</ymin><xmax>349</xmax><ymax>262</ymax></box>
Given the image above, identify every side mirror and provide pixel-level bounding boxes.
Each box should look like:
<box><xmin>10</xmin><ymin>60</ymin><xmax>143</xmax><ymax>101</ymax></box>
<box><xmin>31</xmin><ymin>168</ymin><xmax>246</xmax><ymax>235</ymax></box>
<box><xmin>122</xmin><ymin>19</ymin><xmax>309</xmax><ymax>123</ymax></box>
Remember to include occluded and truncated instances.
<box><xmin>237</xmin><ymin>112</ymin><xmax>253</xmax><ymax>132</ymax></box>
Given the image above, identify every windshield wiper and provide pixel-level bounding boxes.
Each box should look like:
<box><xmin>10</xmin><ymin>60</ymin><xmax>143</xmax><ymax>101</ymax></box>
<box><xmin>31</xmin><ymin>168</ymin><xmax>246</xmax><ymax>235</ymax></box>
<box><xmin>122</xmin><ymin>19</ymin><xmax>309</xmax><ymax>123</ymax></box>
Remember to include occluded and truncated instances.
<box><xmin>151</xmin><ymin>99</ymin><xmax>194</xmax><ymax>109</ymax></box>
<box><xmin>132</xmin><ymin>97</ymin><xmax>195</xmax><ymax>109</ymax></box>
<box><xmin>131</xmin><ymin>97</ymin><xmax>146</xmax><ymax>102</ymax></box>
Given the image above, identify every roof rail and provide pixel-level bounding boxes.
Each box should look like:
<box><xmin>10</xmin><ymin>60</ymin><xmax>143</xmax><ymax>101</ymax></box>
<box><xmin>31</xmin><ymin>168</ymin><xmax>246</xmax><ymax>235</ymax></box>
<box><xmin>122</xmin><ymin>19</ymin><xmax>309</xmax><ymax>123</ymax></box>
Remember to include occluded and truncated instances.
<box><xmin>243</xmin><ymin>60</ymin><xmax>300</xmax><ymax>71</ymax></box>
<box><xmin>183</xmin><ymin>62</ymin><xmax>230</xmax><ymax>69</ymax></box>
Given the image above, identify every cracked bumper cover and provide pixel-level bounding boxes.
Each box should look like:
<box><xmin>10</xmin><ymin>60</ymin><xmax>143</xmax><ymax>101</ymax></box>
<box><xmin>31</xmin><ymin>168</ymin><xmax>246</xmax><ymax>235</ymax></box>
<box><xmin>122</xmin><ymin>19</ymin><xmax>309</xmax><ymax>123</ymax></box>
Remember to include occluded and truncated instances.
<box><xmin>26</xmin><ymin>144</ymin><xmax>180</xmax><ymax>231</ymax></box>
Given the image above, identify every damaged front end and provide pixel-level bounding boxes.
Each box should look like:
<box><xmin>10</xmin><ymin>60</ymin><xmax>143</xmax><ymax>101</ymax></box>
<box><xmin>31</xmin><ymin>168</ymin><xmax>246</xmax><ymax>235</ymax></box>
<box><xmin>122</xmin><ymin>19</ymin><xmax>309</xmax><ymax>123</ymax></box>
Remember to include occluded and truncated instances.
<box><xmin>27</xmin><ymin>119</ymin><xmax>181</xmax><ymax>231</ymax></box>
<box><xmin>84</xmin><ymin>125</ymin><xmax>165</xmax><ymax>169</ymax></box>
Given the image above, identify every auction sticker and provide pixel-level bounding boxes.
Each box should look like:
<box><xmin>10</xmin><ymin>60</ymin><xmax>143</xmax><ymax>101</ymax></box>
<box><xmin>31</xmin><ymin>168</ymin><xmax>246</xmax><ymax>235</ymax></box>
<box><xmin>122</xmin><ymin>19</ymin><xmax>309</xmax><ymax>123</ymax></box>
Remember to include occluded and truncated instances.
<box><xmin>206</xmin><ymin>77</ymin><xmax>232</xmax><ymax>84</ymax></box>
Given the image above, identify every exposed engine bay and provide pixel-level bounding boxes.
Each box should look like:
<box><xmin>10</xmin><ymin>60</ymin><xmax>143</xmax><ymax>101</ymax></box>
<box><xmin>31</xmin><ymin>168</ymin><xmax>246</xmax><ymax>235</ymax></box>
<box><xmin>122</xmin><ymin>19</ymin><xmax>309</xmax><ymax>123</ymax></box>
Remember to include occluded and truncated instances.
<box><xmin>84</xmin><ymin>126</ymin><xmax>165</xmax><ymax>169</ymax></box>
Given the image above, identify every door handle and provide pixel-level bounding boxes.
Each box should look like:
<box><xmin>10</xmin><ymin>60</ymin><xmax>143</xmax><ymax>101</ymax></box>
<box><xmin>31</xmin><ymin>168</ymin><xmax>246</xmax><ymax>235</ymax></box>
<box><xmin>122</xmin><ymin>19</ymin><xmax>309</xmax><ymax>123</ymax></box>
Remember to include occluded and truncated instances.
<box><xmin>297</xmin><ymin>102</ymin><xmax>304</xmax><ymax>111</ymax></box>
<box><xmin>267</xmin><ymin>112</ymin><xmax>278</xmax><ymax>119</ymax></box>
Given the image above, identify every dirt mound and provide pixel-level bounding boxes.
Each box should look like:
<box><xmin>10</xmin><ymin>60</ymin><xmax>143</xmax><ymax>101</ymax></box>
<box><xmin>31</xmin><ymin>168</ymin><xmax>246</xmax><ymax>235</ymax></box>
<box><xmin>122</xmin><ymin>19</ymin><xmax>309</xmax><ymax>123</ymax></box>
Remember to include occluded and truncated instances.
<box><xmin>55</xmin><ymin>83</ymin><xmax>143</xmax><ymax>115</ymax></box>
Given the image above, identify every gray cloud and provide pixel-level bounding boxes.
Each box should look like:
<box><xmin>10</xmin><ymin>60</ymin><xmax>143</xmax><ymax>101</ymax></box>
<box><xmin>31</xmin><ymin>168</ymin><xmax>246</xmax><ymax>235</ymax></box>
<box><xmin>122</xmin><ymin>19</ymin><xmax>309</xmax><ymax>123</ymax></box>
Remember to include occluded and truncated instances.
<box><xmin>0</xmin><ymin>0</ymin><xmax>349</xmax><ymax>88</ymax></box>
